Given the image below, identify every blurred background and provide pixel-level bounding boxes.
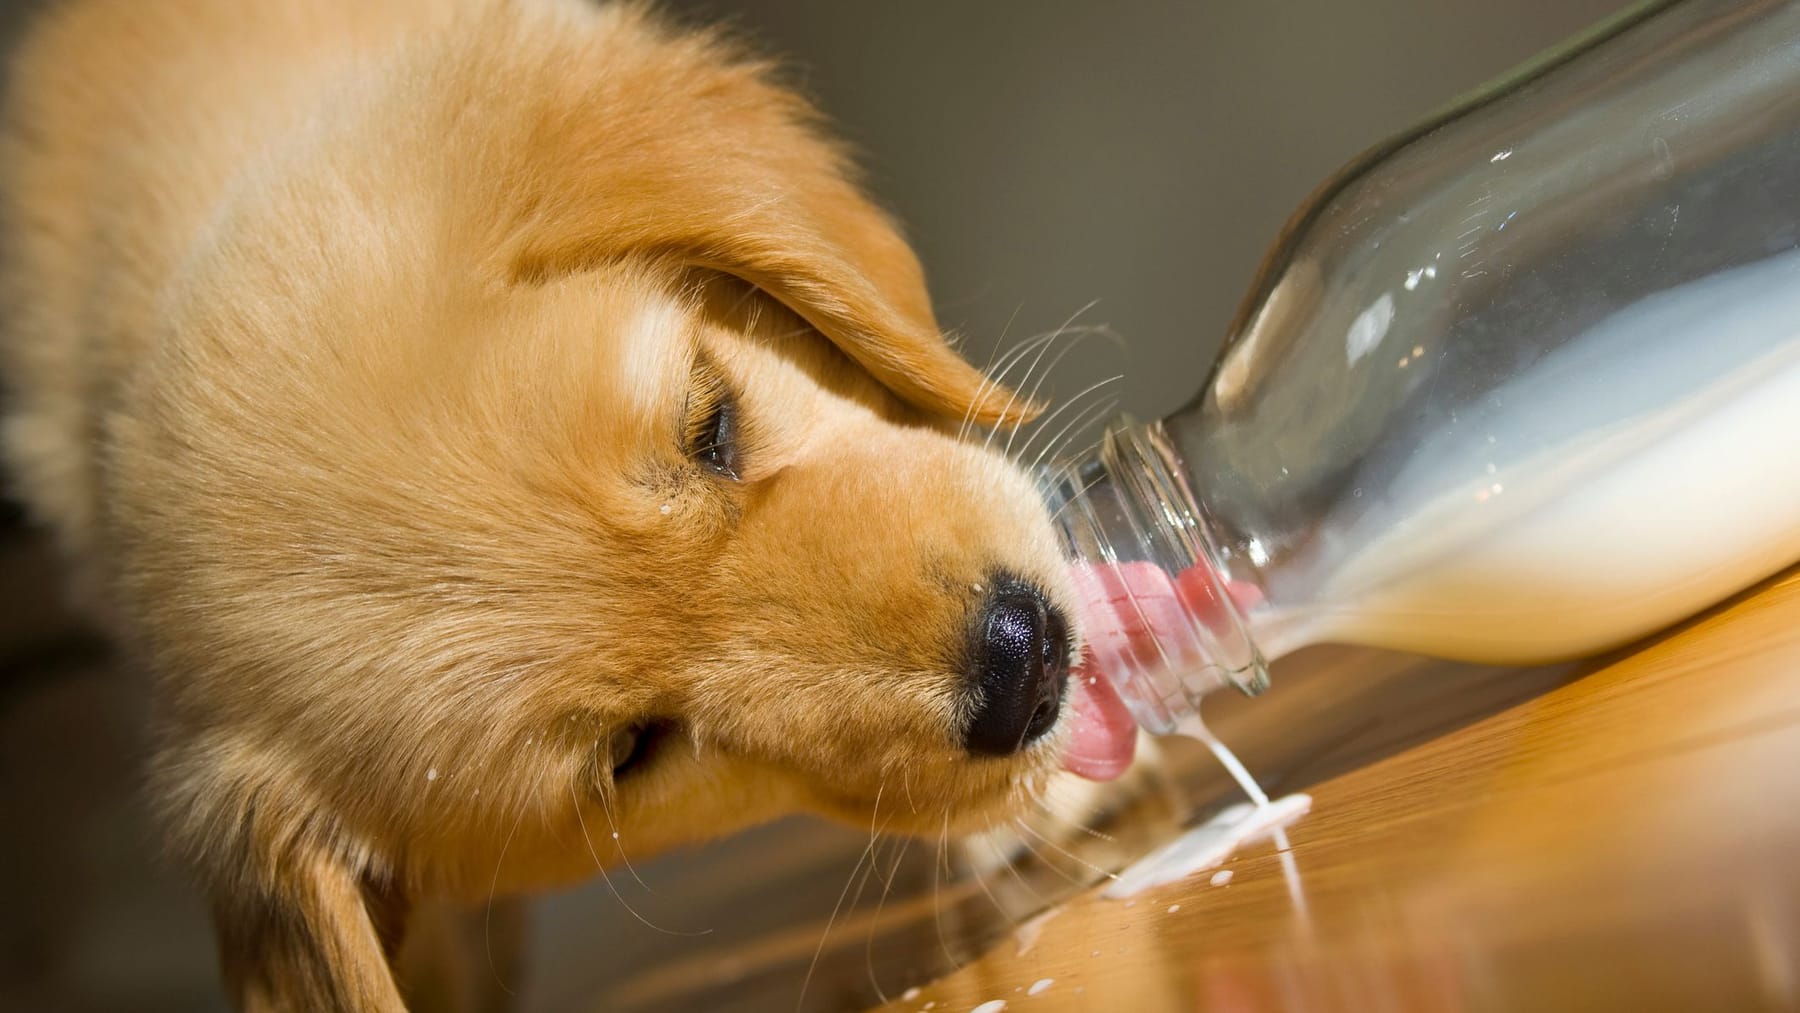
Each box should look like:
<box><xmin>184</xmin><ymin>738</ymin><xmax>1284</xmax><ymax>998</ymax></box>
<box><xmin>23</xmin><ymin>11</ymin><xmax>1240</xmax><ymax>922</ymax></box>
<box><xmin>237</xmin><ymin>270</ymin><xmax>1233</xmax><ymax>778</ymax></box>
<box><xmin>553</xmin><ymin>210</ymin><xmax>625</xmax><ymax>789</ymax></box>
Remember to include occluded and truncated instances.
<box><xmin>664</xmin><ymin>0</ymin><xmax>1634</xmax><ymax>418</ymax></box>
<box><xmin>0</xmin><ymin>1</ymin><xmax>1631</xmax><ymax>1010</ymax></box>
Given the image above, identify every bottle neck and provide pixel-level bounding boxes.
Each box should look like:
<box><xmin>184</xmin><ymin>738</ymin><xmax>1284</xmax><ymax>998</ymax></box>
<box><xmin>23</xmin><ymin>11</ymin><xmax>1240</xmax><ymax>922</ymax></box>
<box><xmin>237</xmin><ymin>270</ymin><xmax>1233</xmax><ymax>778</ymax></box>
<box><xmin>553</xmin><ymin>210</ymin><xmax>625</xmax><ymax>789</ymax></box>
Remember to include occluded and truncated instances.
<box><xmin>1043</xmin><ymin>417</ymin><xmax>1270</xmax><ymax>735</ymax></box>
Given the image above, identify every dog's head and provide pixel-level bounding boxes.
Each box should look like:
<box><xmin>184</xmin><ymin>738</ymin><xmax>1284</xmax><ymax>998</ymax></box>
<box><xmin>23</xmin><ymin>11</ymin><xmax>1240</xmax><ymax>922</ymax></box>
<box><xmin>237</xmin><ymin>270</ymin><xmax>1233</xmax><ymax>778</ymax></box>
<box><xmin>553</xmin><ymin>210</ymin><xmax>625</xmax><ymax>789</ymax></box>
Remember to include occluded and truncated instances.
<box><xmin>445</xmin><ymin>257</ymin><xmax>1080</xmax><ymax>861</ymax></box>
<box><xmin>139</xmin><ymin>6</ymin><xmax>1112</xmax><ymax>934</ymax></box>
<box><xmin>434</xmin><ymin>18</ymin><xmax>1093</xmax><ymax>879</ymax></box>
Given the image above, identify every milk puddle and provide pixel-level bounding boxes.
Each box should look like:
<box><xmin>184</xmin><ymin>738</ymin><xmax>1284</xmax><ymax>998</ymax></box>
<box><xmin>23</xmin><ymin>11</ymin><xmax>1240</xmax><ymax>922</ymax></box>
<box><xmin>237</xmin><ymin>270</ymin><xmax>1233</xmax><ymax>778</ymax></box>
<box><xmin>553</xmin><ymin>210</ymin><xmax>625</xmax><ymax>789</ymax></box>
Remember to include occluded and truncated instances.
<box><xmin>1103</xmin><ymin>714</ymin><xmax>1310</xmax><ymax>899</ymax></box>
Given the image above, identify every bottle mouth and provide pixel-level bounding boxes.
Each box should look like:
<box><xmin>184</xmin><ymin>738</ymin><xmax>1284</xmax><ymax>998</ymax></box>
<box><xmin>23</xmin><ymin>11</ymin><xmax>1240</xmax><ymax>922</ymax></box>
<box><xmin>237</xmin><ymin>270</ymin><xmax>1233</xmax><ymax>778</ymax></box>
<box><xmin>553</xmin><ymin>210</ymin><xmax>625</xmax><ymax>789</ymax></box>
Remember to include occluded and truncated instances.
<box><xmin>1041</xmin><ymin>418</ymin><xmax>1269</xmax><ymax>736</ymax></box>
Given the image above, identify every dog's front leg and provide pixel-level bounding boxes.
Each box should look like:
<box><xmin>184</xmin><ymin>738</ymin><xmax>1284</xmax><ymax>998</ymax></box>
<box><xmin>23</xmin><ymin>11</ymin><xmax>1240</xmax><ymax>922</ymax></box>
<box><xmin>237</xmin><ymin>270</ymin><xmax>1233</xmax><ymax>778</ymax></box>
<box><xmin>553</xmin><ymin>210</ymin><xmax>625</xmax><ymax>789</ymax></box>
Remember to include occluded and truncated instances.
<box><xmin>210</xmin><ymin>842</ymin><xmax>409</xmax><ymax>1013</ymax></box>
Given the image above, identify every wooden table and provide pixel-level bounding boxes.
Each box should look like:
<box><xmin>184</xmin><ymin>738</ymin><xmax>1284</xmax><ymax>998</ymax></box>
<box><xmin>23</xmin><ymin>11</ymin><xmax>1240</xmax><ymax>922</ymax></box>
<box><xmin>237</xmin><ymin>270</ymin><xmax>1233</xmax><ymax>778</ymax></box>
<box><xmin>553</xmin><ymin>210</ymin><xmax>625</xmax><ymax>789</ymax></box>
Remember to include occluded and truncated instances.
<box><xmin>864</xmin><ymin>566</ymin><xmax>1800</xmax><ymax>1012</ymax></box>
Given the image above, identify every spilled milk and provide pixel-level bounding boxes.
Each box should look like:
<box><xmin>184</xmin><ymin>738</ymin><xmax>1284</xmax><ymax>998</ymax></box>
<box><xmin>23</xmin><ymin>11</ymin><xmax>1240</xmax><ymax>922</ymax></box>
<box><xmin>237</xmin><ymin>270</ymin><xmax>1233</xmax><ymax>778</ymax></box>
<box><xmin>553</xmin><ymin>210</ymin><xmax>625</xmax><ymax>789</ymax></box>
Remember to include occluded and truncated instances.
<box><xmin>1104</xmin><ymin>715</ymin><xmax>1309</xmax><ymax>900</ymax></box>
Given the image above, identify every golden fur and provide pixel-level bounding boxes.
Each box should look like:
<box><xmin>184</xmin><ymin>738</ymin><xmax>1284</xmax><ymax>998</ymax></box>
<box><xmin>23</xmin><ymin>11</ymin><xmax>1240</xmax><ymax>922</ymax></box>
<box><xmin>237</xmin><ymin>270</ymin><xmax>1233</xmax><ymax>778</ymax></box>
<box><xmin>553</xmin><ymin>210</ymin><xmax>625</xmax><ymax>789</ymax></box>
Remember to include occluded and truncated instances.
<box><xmin>0</xmin><ymin>1</ymin><xmax>1079</xmax><ymax>1008</ymax></box>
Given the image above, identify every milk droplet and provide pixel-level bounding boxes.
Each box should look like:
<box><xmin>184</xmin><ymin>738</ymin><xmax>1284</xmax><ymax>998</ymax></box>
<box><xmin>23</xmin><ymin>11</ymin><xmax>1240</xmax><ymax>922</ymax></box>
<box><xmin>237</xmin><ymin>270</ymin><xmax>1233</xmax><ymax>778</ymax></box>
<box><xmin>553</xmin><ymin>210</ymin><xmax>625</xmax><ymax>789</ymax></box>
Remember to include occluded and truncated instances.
<box><xmin>1167</xmin><ymin>903</ymin><xmax>1181</xmax><ymax>913</ymax></box>
<box><xmin>902</xmin><ymin>987</ymin><xmax>922</xmax><ymax>1001</ymax></box>
<box><xmin>1211</xmin><ymin>869</ymin><xmax>1234</xmax><ymax>886</ymax></box>
<box><xmin>426</xmin><ymin>767</ymin><xmax>438</xmax><ymax>782</ymax></box>
<box><xmin>1028</xmin><ymin>978</ymin><xmax>1054</xmax><ymax>996</ymax></box>
<box><xmin>1012</xmin><ymin>907</ymin><xmax>1058</xmax><ymax>957</ymax></box>
<box><xmin>659</xmin><ymin>503</ymin><xmax>672</xmax><ymax>515</ymax></box>
<box><xmin>611</xmin><ymin>831</ymin><xmax>620</xmax><ymax>840</ymax></box>
<box><xmin>970</xmin><ymin>1001</ymin><xmax>1008</xmax><ymax>1013</ymax></box>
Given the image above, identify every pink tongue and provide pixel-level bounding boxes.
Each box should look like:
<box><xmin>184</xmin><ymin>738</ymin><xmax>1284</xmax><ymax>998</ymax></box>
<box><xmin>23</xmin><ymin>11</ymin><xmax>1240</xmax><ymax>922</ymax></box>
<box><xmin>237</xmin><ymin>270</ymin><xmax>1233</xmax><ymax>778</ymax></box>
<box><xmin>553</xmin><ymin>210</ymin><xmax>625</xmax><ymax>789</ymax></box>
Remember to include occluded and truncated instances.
<box><xmin>1060</xmin><ymin>560</ymin><xmax>1264</xmax><ymax>782</ymax></box>
<box><xmin>1061</xmin><ymin>665</ymin><xmax>1138</xmax><ymax>781</ymax></box>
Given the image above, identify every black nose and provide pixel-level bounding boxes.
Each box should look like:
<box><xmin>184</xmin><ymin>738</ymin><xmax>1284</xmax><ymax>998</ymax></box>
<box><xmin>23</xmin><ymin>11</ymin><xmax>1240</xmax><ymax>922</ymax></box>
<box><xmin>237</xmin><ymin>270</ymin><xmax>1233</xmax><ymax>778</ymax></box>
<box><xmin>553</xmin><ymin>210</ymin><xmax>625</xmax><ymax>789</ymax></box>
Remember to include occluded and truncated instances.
<box><xmin>964</xmin><ymin>581</ymin><xmax>1071</xmax><ymax>756</ymax></box>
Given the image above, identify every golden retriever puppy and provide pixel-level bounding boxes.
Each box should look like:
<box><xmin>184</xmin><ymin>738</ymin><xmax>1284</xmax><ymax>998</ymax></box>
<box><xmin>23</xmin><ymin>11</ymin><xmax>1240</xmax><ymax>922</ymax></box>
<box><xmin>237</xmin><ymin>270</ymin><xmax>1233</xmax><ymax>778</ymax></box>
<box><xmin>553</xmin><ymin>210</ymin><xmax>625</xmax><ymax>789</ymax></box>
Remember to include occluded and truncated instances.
<box><xmin>0</xmin><ymin>0</ymin><xmax>1140</xmax><ymax>1008</ymax></box>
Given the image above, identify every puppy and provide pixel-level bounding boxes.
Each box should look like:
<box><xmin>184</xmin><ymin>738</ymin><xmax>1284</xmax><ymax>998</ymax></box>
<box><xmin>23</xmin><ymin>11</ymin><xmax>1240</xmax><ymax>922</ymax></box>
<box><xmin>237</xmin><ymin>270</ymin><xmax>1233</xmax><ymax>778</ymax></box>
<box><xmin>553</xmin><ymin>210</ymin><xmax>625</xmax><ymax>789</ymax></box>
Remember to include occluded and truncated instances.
<box><xmin>0</xmin><ymin>0</ymin><xmax>1139</xmax><ymax>1008</ymax></box>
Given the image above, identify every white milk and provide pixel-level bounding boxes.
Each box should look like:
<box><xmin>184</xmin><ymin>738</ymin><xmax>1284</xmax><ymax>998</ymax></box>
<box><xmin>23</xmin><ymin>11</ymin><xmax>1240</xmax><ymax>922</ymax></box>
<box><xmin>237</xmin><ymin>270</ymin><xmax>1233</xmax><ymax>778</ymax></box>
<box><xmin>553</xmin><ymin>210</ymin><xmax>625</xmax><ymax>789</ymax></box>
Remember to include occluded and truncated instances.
<box><xmin>1293</xmin><ymin>257</ymin><xmax>1800</xmax><ymax>664</ymax></box>
<box><xmin>1103</xmin><ymin>793</ymin><xmax>1311</xmax><ymax>899</ymax></box>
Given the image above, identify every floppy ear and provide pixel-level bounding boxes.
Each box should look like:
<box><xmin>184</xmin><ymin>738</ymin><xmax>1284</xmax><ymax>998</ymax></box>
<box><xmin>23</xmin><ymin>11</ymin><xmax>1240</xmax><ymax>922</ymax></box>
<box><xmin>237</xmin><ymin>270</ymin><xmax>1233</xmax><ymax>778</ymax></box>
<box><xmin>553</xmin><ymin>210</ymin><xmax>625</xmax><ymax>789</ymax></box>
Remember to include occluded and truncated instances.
<box><xmin>495</xmin><ymin>23</ymin><xmax>1037</xmax><ymax>427</ymax></box>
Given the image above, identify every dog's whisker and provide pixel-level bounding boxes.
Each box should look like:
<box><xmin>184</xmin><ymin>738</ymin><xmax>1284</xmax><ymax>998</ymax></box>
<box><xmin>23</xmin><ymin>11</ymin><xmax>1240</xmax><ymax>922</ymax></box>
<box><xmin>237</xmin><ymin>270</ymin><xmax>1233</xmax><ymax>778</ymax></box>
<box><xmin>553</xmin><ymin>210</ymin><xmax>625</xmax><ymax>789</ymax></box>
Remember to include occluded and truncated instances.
<box><xmin>982</xmin><ymin>304</ymin><xmax>1099</xmax><ymax>454</ymax></box>
<box><xmin>875</xmin><ymin>831</ymin><xmax>909</xmax><ymax>893</ymax></box>
<box><xmin>870</xmin><ymin>780</ymin><xmax>886</xmax><ymax>844</ymax></box>
<box><xmin>1050</xmin><ymin>432</ymin><xmax>1111</xmax><ymax>481</ymax></box>
<box><xmin>593</xmin><ymin>769</ymin><xmax>653</xmax><ymax>893</ymax></box>
<box><xmin>1016</xmin><ymin>367</ymin><xmax>1117</xmax><ymax>458</ymax></box>
<box><xmin>863</xmin><ymin>835</ymin><xmax>913</xmax><ymax>1004</ymax></box>
<box><xmin>482</xmin><ymin>785</ymin><xmax>534</xmax><ymax>1000</ymax></box>
<box><xmin>960</xmin><ymin>329</ymin><xmax>1060</xmax><ymax>443</ymax></box>
<box><xmin>982</xmin><ymin>300</ymin><xmax>1101</xmax><ymax>452</ymax></box>
<box><xmin>983</xmin><ymin>828</ymin><xmax>1053</xmax><ymax>909</ymax></box>
<box><xmin>962</xmin><ymin>824</ymin><xmax>1026</xmax><ymax>929</ymax></box>
<box><xmin>797</xmin><ymin>780</ymin><xmax>889</xmax><ymax>1013</ymax></box>
<box><xmin>1044</xmin><ymin>467</ymin><xmax>1111</xmax><ymax>526</ymax></box>
<box><xmin>981</xmin><ymin>301</ymin><xmax>1027</xmax><ymax>379</ymax></box>
<box><xmin>569</xmin><ymin>781</ymin><xmax>710</xmax><ymax>937</ymax></box>
<box><xmin>1051</xmin><ymin>427</ymin><xmax>1111</xmax><ymax>474</ymax></box>
<box><xmin>846</xmin><ymin>824</ymin><xmax>893</xmax><ymax>916</ymax></box>
<box><xmin>967</xmin><ymin>859</ymin><xmax>1021</xmax><ymax>928</ymax></box>
<box><xmin>1032</xmin><ymin>794</ymin><xmax>1119</xmax><ymax>843</ymax></box>
<box><xmin>997</xmin><ymin>325</ymin><xmax>1088</xmax><ymax>456</ymax></box>
<box><xmin>1002</xmin><ymin>817</ymin><xmax>1088</xmax><ymax>887</ymax></box>
<box><xmin>957</xmin><ymin>303</ymin><xmax>1027</xmax><ymax>441</ymax></box>
<box><xmin>1020</xmin><ymin>376</ymin><xmax>1122</xmax><ymax>471</ymax></box>
<box><xmin>1003</xmin><ymin>326</ymin><xmax>1119</xmax><ymax>460</ymax></box>
<box><xmin>1027</xmin><ymin>368</ymin><xmax>1119</xmax><ymax>446</ymax></box>
<box><xmin>1014</xmin><ymin>816</ymin><xmax>1120</xmax><ymax>883</ymax></box>
<box><xmin>1029</xmin><ymin>406</ymin><xmax>1116</xmax><ymax>510</ymax></box>
<box><xmin>798</xmin><ymin>839</ymin><xmax>874</xmax><ymax>1013</ymax></box>
<box><xmin>980</xmin><ymin>302</ymin><xmax>1025</xmax><ymax>371</ymax></box>
<box><xmin>1033</xmin><ymin>457</ymin><xmax>1078</xmax><ymax>499</ymax></box>
<box><xmin>930</xmin><ymin>811</ymin><xmax>964</xmax><ymax>972</ymax></box>
<box><xmin>840</xmin><ymin>838</ymin><xmax>885</xmax><ymax>969</ymax></box>
<box><xmin>1031</xmin><ymin>398</ymin><xmax>1119</xmax><ymax>487</ymax></box>
<box><xmin>957</xmin><ymin>327</ymin><xmax>1050</xmax><ymax>443</ymax></box>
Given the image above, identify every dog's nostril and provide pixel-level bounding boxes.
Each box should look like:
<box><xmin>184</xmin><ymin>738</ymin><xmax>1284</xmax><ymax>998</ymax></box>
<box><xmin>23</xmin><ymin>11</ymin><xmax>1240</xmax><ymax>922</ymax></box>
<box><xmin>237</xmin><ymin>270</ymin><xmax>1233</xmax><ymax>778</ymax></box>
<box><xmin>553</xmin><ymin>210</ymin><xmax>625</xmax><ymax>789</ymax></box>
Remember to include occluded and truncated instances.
<box><xmin>964</xmin><ymin>582</ymin><xmax>1071</xmax><ymax>756</ymax></box>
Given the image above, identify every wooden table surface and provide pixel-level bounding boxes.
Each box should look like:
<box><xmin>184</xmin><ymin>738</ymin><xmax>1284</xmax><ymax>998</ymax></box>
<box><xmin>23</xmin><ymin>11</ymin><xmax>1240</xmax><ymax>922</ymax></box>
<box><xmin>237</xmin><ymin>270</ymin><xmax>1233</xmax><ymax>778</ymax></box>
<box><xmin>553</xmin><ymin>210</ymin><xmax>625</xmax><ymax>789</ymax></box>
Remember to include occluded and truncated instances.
<box><xmin>864</xmin><ymin>566</ymin><xmax>1800</xmax><ymax>1012</ymax></box>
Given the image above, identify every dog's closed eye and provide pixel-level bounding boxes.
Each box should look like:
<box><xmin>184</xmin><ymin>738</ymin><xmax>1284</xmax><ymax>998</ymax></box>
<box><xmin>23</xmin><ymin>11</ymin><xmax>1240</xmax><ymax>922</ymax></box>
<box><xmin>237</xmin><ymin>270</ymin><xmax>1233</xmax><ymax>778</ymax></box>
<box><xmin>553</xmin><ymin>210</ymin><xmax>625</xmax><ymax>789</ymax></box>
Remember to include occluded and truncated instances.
<box><xmin>607</xmin><ymin>720</ymin><xmax>676</xmax><ymax>780</ymax></box>
<box><xmin>683</xmin><ymin>363</ymin><xmax>742</xmax><ymax>481</ymax></box>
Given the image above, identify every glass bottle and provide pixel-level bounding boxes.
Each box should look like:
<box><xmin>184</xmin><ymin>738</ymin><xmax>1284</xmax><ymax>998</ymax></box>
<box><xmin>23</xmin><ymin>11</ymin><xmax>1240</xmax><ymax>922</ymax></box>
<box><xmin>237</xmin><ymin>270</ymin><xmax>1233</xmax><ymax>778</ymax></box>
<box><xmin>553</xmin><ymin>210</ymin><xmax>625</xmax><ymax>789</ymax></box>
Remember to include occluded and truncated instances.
<box><xmin>1046</xmin><ymin>0</ymin><xmax>1800</xmax><ymax>735</ymax></box>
